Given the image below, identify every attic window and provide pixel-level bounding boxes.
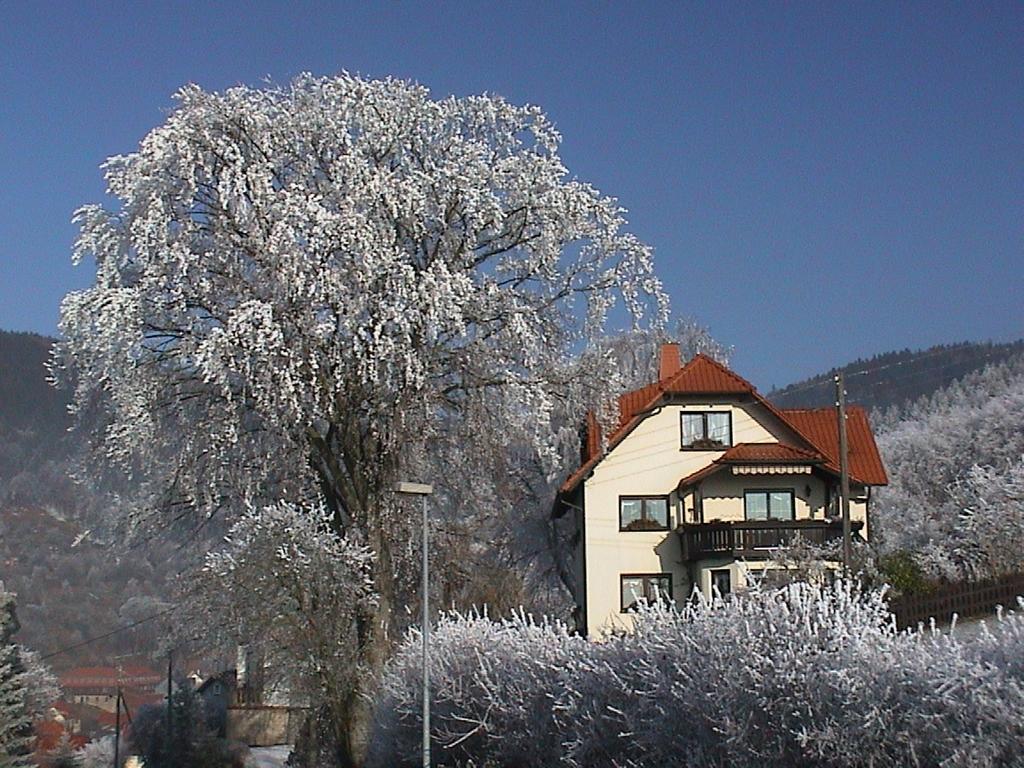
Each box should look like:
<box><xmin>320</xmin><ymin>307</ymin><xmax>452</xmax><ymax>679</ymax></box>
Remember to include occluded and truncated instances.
<box><xmin>680</xmin><ymin>411</ymin><xmax>732</xmax><ymax>450</ymax></box>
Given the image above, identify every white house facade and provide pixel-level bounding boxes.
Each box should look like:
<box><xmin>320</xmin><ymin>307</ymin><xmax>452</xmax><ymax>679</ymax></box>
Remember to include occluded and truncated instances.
<box><xmin>558</xmin><ymin>345</ymin><xmax>888</xmax><ymax>637</ymax></box>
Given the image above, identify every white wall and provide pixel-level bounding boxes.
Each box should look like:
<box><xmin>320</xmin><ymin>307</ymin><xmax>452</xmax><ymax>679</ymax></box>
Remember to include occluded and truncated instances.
<box><xmin>580</xmin><ymin>399</ymin><xmax>869</xmax><ymax>635</ymax></box>
<box><xmin>582</xmin><ymin>400</ymin><xmax>800</xmax><ymax>635</ymax></box>
<box><xmin>700</xmin><ymin>471</ymin><xmax>826</xmax><ymax>522</ymax></box>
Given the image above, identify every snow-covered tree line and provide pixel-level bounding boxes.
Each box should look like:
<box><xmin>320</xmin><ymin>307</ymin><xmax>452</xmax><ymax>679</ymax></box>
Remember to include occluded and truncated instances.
<box><xmin>369</xmin><ymin>582</ymin><xmax>1024</xmax><ymax>768</ymax></box>
<box><xmin>872</xmin><ymin>354</ymin><xmax>1024</xmax><ymax>579</ymax></box>
<box><xmin>55</xmin><ymin>73</ymin><xmax>670</xmax><ymax>765</ymax></box>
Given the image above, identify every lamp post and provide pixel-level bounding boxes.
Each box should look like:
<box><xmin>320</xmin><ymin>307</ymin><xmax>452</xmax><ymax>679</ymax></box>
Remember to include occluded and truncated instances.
<box><xmin>395</xmin><ymin>481</ymin><xmax>433</xmax><ymax>768</ymax></box>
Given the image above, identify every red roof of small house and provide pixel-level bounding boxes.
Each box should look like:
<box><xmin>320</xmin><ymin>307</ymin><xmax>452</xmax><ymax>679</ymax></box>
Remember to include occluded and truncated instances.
<box><xmin>35</xmin><ymin>719</ymin><xmax>88</xmax><ymax>752</ymax></box>
<box><xmin>561</xmin><ymin>349</ymin><xmax>888</xmax><ymax>494</ymax></box>
<box><xmin>60</xmin><ymin>666</ymin><xmax>162</xmax><ymax>690</ymax></box>
<box><xmin>35</xmin><ymin>719</ymin><xmax>67</xmax><ymax>752</ymax></box>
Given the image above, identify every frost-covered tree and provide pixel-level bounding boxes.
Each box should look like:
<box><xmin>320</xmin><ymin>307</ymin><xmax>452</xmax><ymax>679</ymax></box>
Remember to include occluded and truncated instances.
<box><xmin>917</xmin><ymin>457</ymin><xmax>1024</xmax><ymax>580</ymax></box>
<box><xmin>178</xmin><ymin>500</ymin><xmax>374</xmax><ymax>751</ymax></box>
<box><xmin>0</xmin><ymin>588</ymin><xmax>33</xmax><ymax>768</ymax></box>
<box><xmin>598</xmin><ymin>315</ymin><xmax>731</xmax><ymax>392</ymax></box>
<box><xmin>873</xmin><ymin>355</ymin><xmax>1024</xmax><ymax>577</ymax></box>
<box><xmin>55</xmin><ymin>73</ymin><xmax>666</xmax><ymax>763</ymax></box>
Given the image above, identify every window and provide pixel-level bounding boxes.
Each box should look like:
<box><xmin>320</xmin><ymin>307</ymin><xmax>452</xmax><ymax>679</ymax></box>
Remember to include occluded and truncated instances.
<box><xmin>619</xmin><ymin>496</ymin><xmax>670</xmax><ymax>531</ymax></box>
<box><xmin>680</xmin><ymin>411</ymin><xmax>732</xmax><ymax>449</ymax></box>
<box><xmin>744</xmin><ymin>489</ymin><xmax>795</xmax><ymax>521</ymax></box>
<box><xmin>710</xmin><ymin>568</ymin><xmax>732</xmax><ymax>597</ymax></box>
<box><xmin>620</xmin><ymin>574</ymin><xmax>673</xmax><ymax>612</ymax></box>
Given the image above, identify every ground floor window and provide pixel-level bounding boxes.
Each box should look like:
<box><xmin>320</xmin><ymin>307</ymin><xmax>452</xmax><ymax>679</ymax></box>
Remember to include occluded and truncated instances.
<box><xmin>620</xmin><ymin>573</ymin><xmax>673</xmax><ymax>612</ymax></box>
<box><xmin>744</xmin><ymin>489</ymin><xmax>795</xmax><ymax>521</ymax></box>
<box><xmin>710</xmin><ymin>568</ymin><xmax>732</xmax><ymax>597</ymax></box>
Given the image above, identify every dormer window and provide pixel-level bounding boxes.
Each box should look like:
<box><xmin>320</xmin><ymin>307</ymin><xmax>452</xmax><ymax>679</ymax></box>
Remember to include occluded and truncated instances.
<box><xmin>680</xmin><ymin>411</ymin><xmax>732</xmax><ymax>450</ymax></box>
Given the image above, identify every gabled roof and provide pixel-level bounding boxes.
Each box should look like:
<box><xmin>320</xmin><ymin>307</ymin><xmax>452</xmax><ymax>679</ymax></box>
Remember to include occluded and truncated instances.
<box><xmin>567</xmin><ymin>354</ymin><xmax>765</xmax><ymax>492</ymax></box>
<box><xmin>781</xmin><ymin>407</ymin><xmax>889</xmax><ymax>486</ymax></box>
<box><xmin>560</xmin><ymin>351</ymin><xmax>888</xmax><ymax>494</ymax></box>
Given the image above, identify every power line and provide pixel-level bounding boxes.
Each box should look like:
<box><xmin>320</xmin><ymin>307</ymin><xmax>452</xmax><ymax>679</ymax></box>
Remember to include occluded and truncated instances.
<box><xmin>774</xmin><ymin>346</ymin><xmax>1017</xmax><ymax>399</ymax></box>
<box><xmin>38</xmin><ymin>605</ymin><xmax>177</xmax><ymax>662</ymax></box>
<box><xmin>844</xmin><ymin>353</ymin><xmax>1020</xmax><ymax>406</ymax></box>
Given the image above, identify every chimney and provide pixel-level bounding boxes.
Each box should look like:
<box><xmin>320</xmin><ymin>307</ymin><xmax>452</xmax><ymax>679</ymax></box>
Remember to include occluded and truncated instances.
<box><xmin>659</xmin><ymin>343</ymin><xmax>681</xmax><ymax>380</ymax></box>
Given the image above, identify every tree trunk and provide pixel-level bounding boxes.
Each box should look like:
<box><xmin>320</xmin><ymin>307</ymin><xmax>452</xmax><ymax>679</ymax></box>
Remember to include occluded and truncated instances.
<box><xmin>310</xmin><ymin>420</ymin><xmax>403</xmax><ymax>767</ymax></box>
<box><xmin>334</xmin><ymin>595</ymin><xmax>394</xmax><ymax>767</ymax></box>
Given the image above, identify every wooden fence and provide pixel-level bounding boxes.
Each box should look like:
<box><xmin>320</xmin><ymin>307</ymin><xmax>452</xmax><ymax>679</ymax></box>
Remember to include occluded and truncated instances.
<box><xmin>888</xmin><ymin>572</ymin><xmax>1024</xmax><ymax>630</ymax></box>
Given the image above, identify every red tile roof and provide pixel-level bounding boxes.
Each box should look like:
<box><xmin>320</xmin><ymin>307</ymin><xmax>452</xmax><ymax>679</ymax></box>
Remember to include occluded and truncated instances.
<box><xmin>675</xmin><ymin>443</ymin><xmax>825</xmax><ymax>492</ymax></box>
<box><xmin>60</xmin><ymin>666</ymin><xmax>162</xmax><ymax>690</ymax></box>
<box><xmin>781</xmin><ymin>407</ymin><xmax>889</xmax><ymax>486</ymax></box>
<box><xmin>716</xmin><ymin>442</ymin><xmax>824</xmax><ymax>464</ymax></box>
<box><xmin>660</xmin><ymin>354</ymin><xmax>757</xmax><ymax>396</ymax></box>
<box><xmin>560</xmin><ymin>353</ymin><xmax>888</xmax><ymax>493</ymax></box>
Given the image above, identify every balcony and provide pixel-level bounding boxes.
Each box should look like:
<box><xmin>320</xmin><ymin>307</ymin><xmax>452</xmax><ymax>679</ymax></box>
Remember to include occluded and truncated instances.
<box><xmin>677</xmin><ymin>519</ymin><xmax>861</xmax><ymax>561</ymax></box>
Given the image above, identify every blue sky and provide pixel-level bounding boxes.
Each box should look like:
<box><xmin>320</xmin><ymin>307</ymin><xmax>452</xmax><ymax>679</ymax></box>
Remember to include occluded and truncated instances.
<box><xmin>1</xmin><ymin>2</ymin><xmax>1020</xmax><ymax>389</ymax></box>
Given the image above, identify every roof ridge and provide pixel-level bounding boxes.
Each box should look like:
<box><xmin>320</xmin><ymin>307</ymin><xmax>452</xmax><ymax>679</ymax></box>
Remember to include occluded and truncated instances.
<box><xmin>661</xmin><ymin>353</ymin><xmax>756</xmax><ymax>393</ymax></box>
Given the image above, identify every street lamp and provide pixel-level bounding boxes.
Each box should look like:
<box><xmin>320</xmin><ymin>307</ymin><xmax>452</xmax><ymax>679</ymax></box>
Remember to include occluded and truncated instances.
<box><xmin>395</xmin><ymin>481</ymin><xmax>433</xmax><ymax>768</ymax></box>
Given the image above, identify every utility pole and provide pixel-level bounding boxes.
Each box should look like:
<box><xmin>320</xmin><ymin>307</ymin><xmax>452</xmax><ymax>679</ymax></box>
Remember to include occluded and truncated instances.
<box><xmin>395</xmin><ymin>481</ymin><xmax>433</xmax><ymax>768</ymax></box>
<box><xmin>113</xmin><ymin>688</ymin><xmax>121</xmax><ymax>768</ymax></box>
<box><xmin>166</xmin><ymin>651</ymin><xmax>173</xmax><ymax>761</ymax></box>
<box><xmin>835</xmin><ymin>372</ymin><xmax>852</xmax><ymax>574</ymax></box>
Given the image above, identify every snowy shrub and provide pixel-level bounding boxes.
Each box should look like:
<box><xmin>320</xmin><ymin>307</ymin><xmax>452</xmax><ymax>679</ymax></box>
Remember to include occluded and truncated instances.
<box><xmin>368</xmin><ymin>610</ymin><xmax>586</xmax><ymax>768</ymax></box>
<box><xmin>559</xmin><ymin>582</ymin><xmax>898</xmax><ymax>768</ymax></box>
<box><xmin>369</xmin><ymin>582</ymin><xmax>1024</xmax><ymax>767</ymax></box>
<box><xmin>180</xmin><ymin>500</ymin><xmax>375</xmax><ymax>708</ymax></box>
<box><xmin>74</xmin><ymin>735</ymin><xmax>116</xmax><ymax>768</ymax></box>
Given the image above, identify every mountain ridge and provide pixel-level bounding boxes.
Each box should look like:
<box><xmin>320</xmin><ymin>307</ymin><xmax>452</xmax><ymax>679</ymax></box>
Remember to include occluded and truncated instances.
<box><xmin>769</xmin><ymin>340</ymin><xmax>1024</xmax><ymax>412</ymax></box>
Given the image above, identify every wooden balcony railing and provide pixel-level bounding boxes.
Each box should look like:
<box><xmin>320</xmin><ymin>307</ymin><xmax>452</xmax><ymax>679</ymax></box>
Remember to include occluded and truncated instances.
<box><xmin>677</xmin><ymin>519</ymin><xmax>861</xmax><ymax>561</ymax></box>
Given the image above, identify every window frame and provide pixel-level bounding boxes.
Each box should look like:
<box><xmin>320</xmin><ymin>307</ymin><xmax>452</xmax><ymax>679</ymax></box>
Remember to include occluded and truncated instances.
<box><xmin>618</xmin><ymin>495</ymin><xmax>671</xmax><ymax>532</ymax></box>
<box><xmin>743</xmin><ymin>488</ymin><xmax>796</xmax><ymax>521</ymax></box>
<box><xmin>710</xmin><ymin>568</ymin><xmax>732</xmax><ymax>597</ymax></box>
<box><xmin>679</xmin><ymin>410</ymin><xmax>733</xmax><ymax>450</ymax></box>
<box><xmin>619</xmin><ymin>573</ymin><xmax>674</xmax><ymax>612</ymax></box>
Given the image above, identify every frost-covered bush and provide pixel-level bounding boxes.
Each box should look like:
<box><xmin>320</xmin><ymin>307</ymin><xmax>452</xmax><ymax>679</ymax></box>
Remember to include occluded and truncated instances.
<box><xmin>368</xmin><ymin>610</ymin><xmax>586</xmax><ymax>768</ymax></box>
<box><xmin>559</xmin><ymin>583</ymin><xmax>900</xmax><ymax>768</ymax></box>
<box><xmin>74</xmin><ymin>735</ymin><xmax>115</xmax><ymax>768</ymax></box>
<box><xmin>369</xmin><ymin>582</ymin><xmax>1024</xmax><ymax>767</ymax></box>
<box><xmin>179</xmin><ymin>500</ymin><xmax>375</xmax><ymax>709</ymax></box>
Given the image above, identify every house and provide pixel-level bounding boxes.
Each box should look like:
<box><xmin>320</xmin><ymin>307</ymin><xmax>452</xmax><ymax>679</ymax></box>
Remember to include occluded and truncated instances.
<box><xmin>58</xmin><ymin>665</ymin><xmax>163</xmax><ymax>714</ymax></box>
<box><xmin>558</xmin><ymin>345</ymin><xmax>888</xmax><ymax>636</ymax></box>
<box><xmin>197</xmin><ymin>649</ymin><xmax>308</xmax><ymax>747</ymax></box>
<box><xmin>197</xmin><ymin>670</ymin><xmax>237</xmax><ymax>737</ymax></box>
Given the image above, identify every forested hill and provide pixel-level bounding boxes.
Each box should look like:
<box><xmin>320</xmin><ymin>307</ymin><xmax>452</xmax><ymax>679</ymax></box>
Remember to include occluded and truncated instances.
<box><xmin>0</xmin><ymin>330</ymin><xmax>68</xmax><ymax>436</ymax></box>
<box><xmin>0</xmin><ymin>331</ymin><xmax>74</xmax><ymax>506</ymax></box>
<box><xmin>0</xmin><ymin>330</ymin><xmax>174</xmax><ymax>667</ymax></box>
<box><xmin>769</xmin><ymin>340</ymin><xmax>1024</xmax><ymax>411</ymax></box>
